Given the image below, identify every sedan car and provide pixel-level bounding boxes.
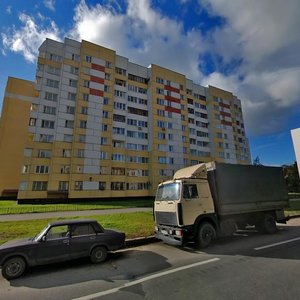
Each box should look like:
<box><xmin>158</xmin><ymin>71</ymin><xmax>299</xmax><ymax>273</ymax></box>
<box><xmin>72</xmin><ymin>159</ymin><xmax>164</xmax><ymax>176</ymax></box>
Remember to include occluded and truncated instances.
<box><xmin>0</xmin><ymin>219</ymin><xmax>125</xmax><ymax>280</ymax></box>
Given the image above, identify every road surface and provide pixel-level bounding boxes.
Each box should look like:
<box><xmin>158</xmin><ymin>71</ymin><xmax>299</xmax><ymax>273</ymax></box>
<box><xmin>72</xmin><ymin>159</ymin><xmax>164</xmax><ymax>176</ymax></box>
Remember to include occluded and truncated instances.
<box><xmin>1</xmin><ymin>219</ymin><xmax>300</xmax><ymax>299</ymax></box>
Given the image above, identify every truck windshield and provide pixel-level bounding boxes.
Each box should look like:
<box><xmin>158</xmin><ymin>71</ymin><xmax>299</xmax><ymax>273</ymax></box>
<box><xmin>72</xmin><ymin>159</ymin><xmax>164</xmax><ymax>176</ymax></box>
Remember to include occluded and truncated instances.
<box><xmin>156</xmin><ymin>182</ymin><xmax>180</xmax><ymax>201</ymax></box>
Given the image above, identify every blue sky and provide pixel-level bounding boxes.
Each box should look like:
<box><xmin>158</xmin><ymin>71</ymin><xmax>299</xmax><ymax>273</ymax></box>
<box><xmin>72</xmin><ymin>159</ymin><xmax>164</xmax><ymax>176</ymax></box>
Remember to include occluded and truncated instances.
<box><xmin>0</xmin><ymin>0</ymin><xmax>299</xmax><ymax>166</ymax></box>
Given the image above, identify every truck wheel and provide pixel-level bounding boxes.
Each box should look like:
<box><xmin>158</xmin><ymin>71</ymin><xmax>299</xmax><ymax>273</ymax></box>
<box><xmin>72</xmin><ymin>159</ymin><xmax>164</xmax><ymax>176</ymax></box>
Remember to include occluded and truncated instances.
<box><xmin>90</xmin><ymin>246</ymin><xmax>107</xmax><ymax>263</ymax></box>
<box><xmin>2</xmin><ymin>257</ymin><xmax>26</xmax><ymax>280</ymax></box>
<box><xmin>196</xmin><ymin>222</ymin><xmax>216</xmax><ymax>248</ymax></box>
<box><xmin>256</xmin><ymin>213</ymin><xmax>277</xmax><ymax>234</ymax></box>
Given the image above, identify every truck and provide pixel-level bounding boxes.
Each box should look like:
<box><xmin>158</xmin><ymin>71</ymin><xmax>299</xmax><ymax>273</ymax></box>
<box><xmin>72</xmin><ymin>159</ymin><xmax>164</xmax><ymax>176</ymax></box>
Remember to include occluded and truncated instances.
<box><xmin>154</xmin><ymin>162</ymin><xmax>288</xmax><ymax>248</ymax></box>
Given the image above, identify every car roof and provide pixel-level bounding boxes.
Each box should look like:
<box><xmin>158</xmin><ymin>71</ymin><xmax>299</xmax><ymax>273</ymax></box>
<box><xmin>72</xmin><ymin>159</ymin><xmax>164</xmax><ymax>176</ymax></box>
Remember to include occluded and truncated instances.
<box><xmin>48</xmin><ymin>219</ymin><xmax>98</xmax><ymax>226</ymax></box>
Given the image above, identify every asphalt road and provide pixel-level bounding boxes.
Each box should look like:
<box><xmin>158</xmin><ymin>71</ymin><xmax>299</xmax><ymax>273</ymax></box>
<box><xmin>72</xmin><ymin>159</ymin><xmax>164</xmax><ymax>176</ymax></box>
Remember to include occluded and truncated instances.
<box><xmin>1</xmin><ymin>219</ymin><xmax>300</xmax><ymax>300</ymax></box>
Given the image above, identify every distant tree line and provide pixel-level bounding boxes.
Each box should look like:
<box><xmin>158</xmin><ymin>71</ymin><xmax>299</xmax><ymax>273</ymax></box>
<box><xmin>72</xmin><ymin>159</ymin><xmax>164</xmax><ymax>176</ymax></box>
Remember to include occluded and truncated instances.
<box><xmin>283</xmin><ymin>162</ymin><xmax>300</xmax><ymax>193</ymax></box>
<box><xmin>253</xmin><ymin>156</ymin><xmax>300</xmax><ymax>193</ymax></box>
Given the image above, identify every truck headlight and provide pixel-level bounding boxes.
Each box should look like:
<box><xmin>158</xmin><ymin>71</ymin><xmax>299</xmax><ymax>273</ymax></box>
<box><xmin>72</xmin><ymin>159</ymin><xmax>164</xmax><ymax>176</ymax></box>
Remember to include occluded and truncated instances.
<box><xmin>175</xmin><ymin>230</ymin><xmax>182</xmax><ymax>236</ymax></box>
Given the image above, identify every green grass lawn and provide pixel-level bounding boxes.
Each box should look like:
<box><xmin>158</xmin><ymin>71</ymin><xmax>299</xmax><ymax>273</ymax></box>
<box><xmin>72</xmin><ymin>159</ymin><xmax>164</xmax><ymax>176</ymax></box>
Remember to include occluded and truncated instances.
<box><xmin>0</xmin><ymin>212</ymin><xmax>155</xmax><ymax>245</ymax></box>
<box><xmin>0</xmin><ymin>198</ymin><xmax>154</xmax><ymax>215</ymax></box>
<box><xmin>285</xmin><ymin>199</ymin><xmax>300</xmax><ymax>216</ymax></box>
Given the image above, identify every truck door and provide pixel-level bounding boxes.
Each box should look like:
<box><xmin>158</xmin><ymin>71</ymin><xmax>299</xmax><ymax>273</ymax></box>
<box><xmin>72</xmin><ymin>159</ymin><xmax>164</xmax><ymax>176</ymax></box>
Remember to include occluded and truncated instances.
<box><xmin>181</xmin><ymin>183</ymin><xmax>203</xmax><ymax>226</ymax></box>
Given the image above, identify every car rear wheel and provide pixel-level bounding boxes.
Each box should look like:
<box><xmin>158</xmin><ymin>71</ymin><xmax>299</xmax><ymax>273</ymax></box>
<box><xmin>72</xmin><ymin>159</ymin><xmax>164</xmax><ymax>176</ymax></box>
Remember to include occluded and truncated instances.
<box><xmin>2</xmin><ymin>257</ymin><xmax>26</xmax><ymax>280</ymax></box>
<box><xmin>90</xmin><ymin>246</ymin><xmax>107</xmax><ymax>263</ymax></box>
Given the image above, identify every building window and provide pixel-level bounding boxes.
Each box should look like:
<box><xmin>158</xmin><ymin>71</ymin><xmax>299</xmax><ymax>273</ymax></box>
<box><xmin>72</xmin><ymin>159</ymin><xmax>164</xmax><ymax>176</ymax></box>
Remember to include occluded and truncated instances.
<box><xmin>39</xmin><ymin>134</ymin><xmax>53</xmax><ymax>143</ymax></box>
<box><xmin>38</xmin><ymin>150</ymin><xmax>52</xmax><ymax>158</ymax></box>
<box><xmin>60</xmin><ymin>165</ymin><xmax>70</xmax><ymax>174</ymax></box>
<box><xmin>24</xmin><ymin>148</ymin><xmax>32</xmax><ymax>157</ymax></box>
<box><xmin>81</xmin><ymin>107</ymin><xmax>88</xmax><ymax>115</ymax></box>
<box><xmin>35</xmin><ymin>165</ymin><xmax>49</xmax><ymax>174</ymax></box>
<box><xmin>68</xmin><ymin>92</ymin><xmax>77</xmax><ymax>101</ymax></box>
<box><xmin>71</xmin><ymin>53</ymin><xmax>80</xmax><ymax>61</ymax></box>
<box><xmin>22</xmin><ymin>165</ymin><xmax>29</xmax><ymax>174</ymax></box>
<box><xmin>83</xmin><ymin>80</ymin><xmax>90</xmax><ymax>88</ymax></box>
<box><xmin>63</xmin><ymin>134</ymin><xmax>73</xmax><ymax>142</ymax></box>
<box><xmin>66</xmin><ymin>106</ymin><xmax>75</xmax><ymax>114</ymax></box>
<box><xmin>45</xmin><ymin>92</ymin><xmax>58</xmax><ymax>102</ymax></box>
<box><xmin>46</xmin><ymin>79</ymin><xmax>59</xmax><ymax>88</ymax></box>
<box><xmin>99</xmin><ymin>182</ymin><xmax>106</xmax><ymax>190</ymax></box>
<box><xmin>70</xmin><ymin>66</ymin><xmax>79</xmax><ymax>75</ymax></box>
<box><xmin>111</xmin><ymin>182</ymin><xmax>125</xmax><ymax>190</ymax></box>
<box><xmin>105</xmin><ymin>61</ymin><xmax>112</xmax><ymax>68</ymax></box>
<box><xmin>41</xmin><ymin>120</ymin><xmax>55</xmax><ymax>129</ymax></box>
<box><xmin>32</xmin><ymin>181</ymin><xmax>48</xmax><ymax>191</ymax></box>
<box><xmin>85</xmin><ymin>55</ymin><xmax>92</xmax><ymax>63</ymax></box>
<box><xmin>82</xmin><ymin>93</ymin><xmax>89</xmax><ymax>101</ymax></box>
<box><xmin>62</xmin><ymin>149</ymin><xmax>71</xmax><ymax>157</ymax></box>
<box><xmin>100</xmin><ymin>137</ymin><xmax>108</xmax><ymax>145</ymax></box>
<box><xmin>77</xmin><ymin>149</ymin><xmax>85</xmax><ymax>158</ymax></box>
<box><xmin>75</xmin><ymin>181</ymin><xmax>83</xmax><ymax>190</ymax></box>
<box><xmin>100</xmin><ymin>152</ymin><xmax>108</xmax><ymax>160</ymax></box>
<box><xmin>29</xmin><ymin>118</ymin><xmax>36</xmax><ymax>126</ymax></box>
<box><xmin>158</xmin><ymin>156</ymin><xmax>167</xmax><ymax>164</ymax></box>
<box><xmin>19</xmin><ymin>181</ymin><xmax>28</xmax><ymax>191</ymax></box>
<box><xmin>43</xmin><ymin>106</ymin><xmax>56</xmax><ymax>115</ymax></box>
<box><xmin>69</xmin><ymin>79</ymin><xmax>78</xmax><ymax>87</ymax></box>
<box><xmin>78</xmin><ymin>134</ymin><xmax>86</xmax><ymax>143</ymax></box>
<box><xmin>80</xmin><ymin>120</ymin><xmax>87</xmax><ymax>129</ymax></box>
<box><xmin>59</xmin><ymin>181</ymin><xmax>69</xmax><ymax>191</ymax></box>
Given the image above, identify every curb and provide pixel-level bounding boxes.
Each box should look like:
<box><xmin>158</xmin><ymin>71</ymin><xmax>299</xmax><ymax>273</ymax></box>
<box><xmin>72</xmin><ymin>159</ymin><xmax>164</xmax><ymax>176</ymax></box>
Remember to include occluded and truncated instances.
<box><xmin>125</xmin><ymin>235</ymin><xmax>158</xmax><ymax>248</ymax></box>
<box><xmin>286</xmin><ymin>214</ymin><xmax>300</xmax><ymax>220</ymax></box>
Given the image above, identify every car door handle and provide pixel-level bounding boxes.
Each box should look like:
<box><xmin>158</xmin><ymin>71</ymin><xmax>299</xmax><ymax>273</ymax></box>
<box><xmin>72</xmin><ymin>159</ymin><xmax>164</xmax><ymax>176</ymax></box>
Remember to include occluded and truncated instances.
<box><xmin>89</xmin><ymin>236</ymin><xmax>96</xmax><ymax>240</ymax></box>
<box><xmin>63</xmin><ymin>239</ymin><xmax>69</xmax><ymax>244</ymax></box>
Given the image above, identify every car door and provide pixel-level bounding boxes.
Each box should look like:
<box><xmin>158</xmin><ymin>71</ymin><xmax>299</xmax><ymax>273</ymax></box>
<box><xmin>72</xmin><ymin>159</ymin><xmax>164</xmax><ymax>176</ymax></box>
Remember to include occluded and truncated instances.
<box><xmin>69</xmin><ymin>223</ymin><xmax>97</xmax><ymax>259</ymax></box>
<box><xmin>35</xmin><ymin>224</ymin><xmax>70</xmax><ymax>264</ymax></box>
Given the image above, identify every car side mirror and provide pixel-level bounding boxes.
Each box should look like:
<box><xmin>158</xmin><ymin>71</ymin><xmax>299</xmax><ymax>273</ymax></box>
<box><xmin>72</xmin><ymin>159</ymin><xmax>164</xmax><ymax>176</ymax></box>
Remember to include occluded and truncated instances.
<box><xmin>41</xmin><ymin>235</ymin><xmax>47</xmax><ymax>242</ymax></box>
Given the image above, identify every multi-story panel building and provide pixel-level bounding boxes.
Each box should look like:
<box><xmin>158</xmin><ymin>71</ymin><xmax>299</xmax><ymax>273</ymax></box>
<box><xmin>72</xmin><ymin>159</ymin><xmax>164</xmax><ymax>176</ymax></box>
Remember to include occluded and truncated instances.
<box><xmin>0</xmin><ymin>38</ymin><xmax>251</xmax><ymax>201</ymax></box>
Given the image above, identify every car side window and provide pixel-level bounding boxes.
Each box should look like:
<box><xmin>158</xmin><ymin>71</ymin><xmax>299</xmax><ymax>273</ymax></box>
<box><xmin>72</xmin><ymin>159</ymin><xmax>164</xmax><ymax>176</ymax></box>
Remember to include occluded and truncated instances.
<box><xmin>183</xmin><ymin>184</ymin><xmax>199</xmax><ymax>199</ymax></box>
<box><xmin>46</xmin><ymin>225</ymin><xmax>69</xmax><ymax>240</ymax></box>
<box><xmin>71</xmin><ymin>224</ymin><xmax>96</xmax><ymax>237</ymax></box>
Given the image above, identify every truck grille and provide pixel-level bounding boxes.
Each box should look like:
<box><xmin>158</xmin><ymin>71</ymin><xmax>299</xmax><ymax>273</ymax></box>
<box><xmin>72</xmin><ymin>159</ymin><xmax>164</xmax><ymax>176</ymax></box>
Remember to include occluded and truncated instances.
<box><xmin>155</xmin><ymin>212</ymin><xmax>177</xmax><ymax>226</ymax></box>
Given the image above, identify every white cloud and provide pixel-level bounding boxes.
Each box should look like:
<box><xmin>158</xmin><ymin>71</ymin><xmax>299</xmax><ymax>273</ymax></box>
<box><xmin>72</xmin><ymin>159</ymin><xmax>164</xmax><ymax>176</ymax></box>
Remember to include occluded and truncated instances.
<box><xmin>200</xmin><ymin>0</ymin><xmax>300</xmax><ymax>136</ymax></box>
<box><xmin>1</xmin><ymin>13</ymin><xmax>61</xmax><ymax>62</ymax></box>
<box><xmin>69</xmin><ymin>0</ymin><xmax>205</xmax><ymax>81</ymax></box>
<box><xmin>6</xmin><ymin>6</ymin><xmax>12</xmax><ymax>14</ymax></box>
<box><xmin>44</xmin><ymin>0</ymin><xmax>55</xmax><ymax>11</ymax></box>
<box><xmin>1</xmin><ymin>0</ymin><xmax>299</xmax><ymax>138</ymax></box>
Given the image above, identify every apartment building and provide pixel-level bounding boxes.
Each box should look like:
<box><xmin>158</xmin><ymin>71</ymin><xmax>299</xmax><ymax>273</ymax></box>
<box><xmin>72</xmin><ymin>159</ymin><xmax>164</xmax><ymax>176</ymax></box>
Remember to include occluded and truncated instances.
<box><xmin>0</xmin><ymin>38</ymin><xmax>251</xmax><ymax>200</ymax></box>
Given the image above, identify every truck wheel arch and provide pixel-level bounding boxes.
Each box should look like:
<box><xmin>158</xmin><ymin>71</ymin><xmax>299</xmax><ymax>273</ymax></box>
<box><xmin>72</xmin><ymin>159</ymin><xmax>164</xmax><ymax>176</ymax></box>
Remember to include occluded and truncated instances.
<box><xmin>194</xmin><ymin>214</ymin><xmax>218</xmax><ymax>235</ymax></box>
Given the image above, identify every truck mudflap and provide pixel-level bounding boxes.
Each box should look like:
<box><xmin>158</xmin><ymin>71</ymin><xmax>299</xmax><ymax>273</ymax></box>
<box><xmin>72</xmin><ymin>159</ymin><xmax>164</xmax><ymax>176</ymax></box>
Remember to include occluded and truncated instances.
<box><xmin>155</xmin><ymin>225</ymin><xmax>184</xmax><ymax>246</ymax></box>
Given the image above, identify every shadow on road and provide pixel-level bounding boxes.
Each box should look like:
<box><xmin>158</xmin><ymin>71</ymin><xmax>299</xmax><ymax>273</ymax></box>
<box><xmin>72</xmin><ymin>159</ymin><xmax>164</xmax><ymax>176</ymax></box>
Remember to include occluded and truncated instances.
<box><xmin>8</xmin><ymin>249</ymin><xmax>171</xmax><ymax>289</ymax></box>
<box><xmin>181</xmin><ymin>223</ymin><xmax>300</xmax><ymax>260</ymax></box>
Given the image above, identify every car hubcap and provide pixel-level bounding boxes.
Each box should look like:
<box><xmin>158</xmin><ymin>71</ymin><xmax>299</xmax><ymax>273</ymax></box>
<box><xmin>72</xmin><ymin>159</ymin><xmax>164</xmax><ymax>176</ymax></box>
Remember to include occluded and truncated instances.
<box><xmin>7</xmin><ymin>262</ymin><xmax>21</xmax><ymax>276</ymax></box>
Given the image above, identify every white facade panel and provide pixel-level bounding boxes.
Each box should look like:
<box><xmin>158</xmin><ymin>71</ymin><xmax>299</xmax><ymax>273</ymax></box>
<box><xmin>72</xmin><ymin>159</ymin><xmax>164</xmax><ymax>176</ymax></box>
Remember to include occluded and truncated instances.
<box><xmin>291</xmin><ymin>128</ymin><xmax>300</xmax><ymax>176</ymax></box>
<box><xmin>92</xmin><ymin>57</ymin><xmax>105</xmax><ymax>66</ymax></box>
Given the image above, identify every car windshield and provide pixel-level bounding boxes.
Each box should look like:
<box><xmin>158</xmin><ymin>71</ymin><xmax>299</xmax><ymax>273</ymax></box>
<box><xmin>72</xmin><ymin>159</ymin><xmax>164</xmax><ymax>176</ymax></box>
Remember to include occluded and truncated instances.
<box><xmin>156</xmin><ymin>182</ymin><xmax>181</xmax><ymax>201</ymax></box>
<box><xmin>34</xmin><ymin>225</ymin><xmax>50</xmax><ymax>241</ymax></box>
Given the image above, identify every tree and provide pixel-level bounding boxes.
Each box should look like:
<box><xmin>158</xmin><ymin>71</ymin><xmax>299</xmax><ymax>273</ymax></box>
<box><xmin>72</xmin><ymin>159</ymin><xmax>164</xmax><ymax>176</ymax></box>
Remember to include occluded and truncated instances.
<box><xmin>282</xmin><ymin>162</ymin><xmax>300</xmax><ymax>193</ymax></box>
<box><xmin>253</xmin><ymin>156</ymin><xmax>262</xmax><ymax>166</ymax></box>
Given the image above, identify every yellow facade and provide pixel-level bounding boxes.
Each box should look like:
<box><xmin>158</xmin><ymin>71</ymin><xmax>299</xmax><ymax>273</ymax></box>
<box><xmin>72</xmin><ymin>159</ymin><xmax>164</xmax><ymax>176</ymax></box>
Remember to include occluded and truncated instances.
<box><xmin>0</xmin><ymin>78</ymin><xmax>35</xmax><ymax>197</ymax></box>
<box><xmin>0</xmin><ymin>38</ymin><xmax>251</xmax><ymax>201</ymax></box>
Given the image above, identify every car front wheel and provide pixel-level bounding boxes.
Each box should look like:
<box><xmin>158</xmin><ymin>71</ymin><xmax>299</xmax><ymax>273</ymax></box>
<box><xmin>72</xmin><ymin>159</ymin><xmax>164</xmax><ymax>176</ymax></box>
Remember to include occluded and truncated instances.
<box><xmin>2</xmin><ymin>257</ymin><xmax>26</xmax><ymax>280</ymax></box>
<box><xmin>90</xmin><ymin>246</ymin><xmax>107</xmax><ymax>263</ymax></box>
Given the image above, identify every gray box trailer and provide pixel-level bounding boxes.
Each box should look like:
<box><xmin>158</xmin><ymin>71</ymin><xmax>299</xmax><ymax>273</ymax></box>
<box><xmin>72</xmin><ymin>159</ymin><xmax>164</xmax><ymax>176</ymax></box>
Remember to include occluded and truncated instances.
<box><xmin>207</xmin><ymin>162</ymin><xmax>289</xmax><ymax>216</ymax></box>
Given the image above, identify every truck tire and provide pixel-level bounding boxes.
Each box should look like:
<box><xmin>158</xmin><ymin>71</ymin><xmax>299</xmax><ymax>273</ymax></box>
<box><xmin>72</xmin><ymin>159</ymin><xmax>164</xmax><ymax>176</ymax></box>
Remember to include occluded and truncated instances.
<box><xmin>196</xmin><ymin>222</ymin><xmax>216</xmax><ymax>248</ymax></box>
<box><xmin>256</xmin><ymin>213</ymin><xmax>277</xmax><ymax>234</ymax></box>
<box><xmin>2</xmin><ymin>256</ymin><xmax>26</xmax><ymax>280</ymax></box>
